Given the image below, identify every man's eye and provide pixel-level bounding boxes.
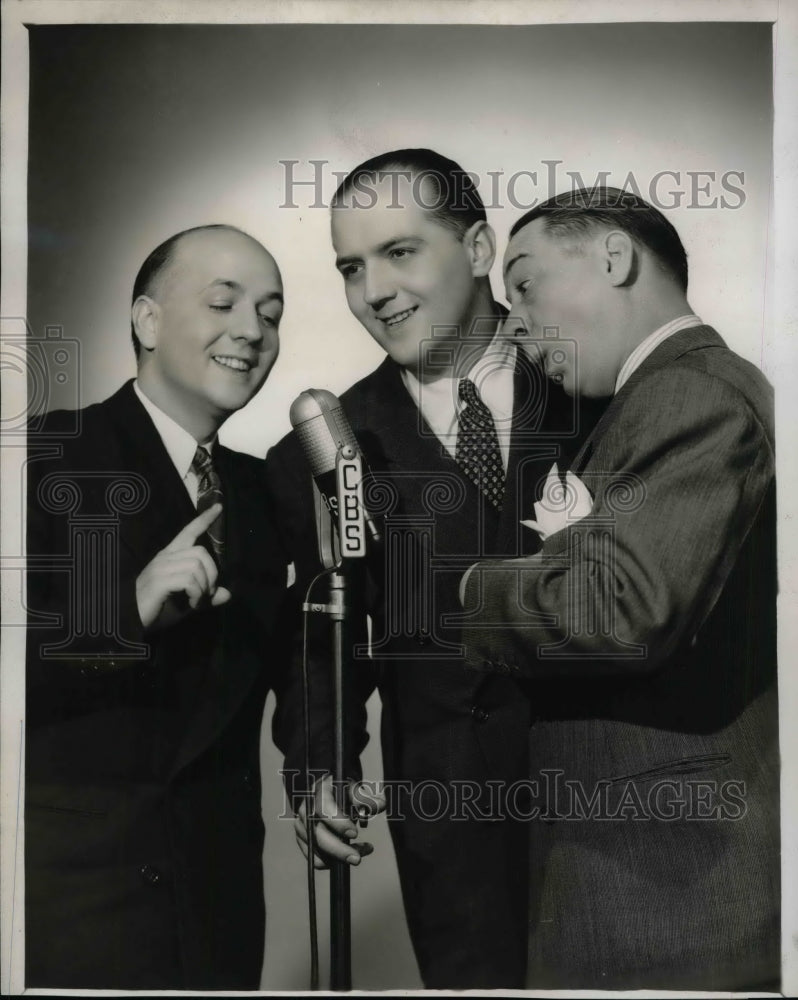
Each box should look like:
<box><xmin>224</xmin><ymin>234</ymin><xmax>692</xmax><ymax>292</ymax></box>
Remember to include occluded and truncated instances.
<box><xmin>258</xmin><ymin>314</ymin><xmax>279</xmax><ymax>328</ymax></box>
<box><xmin>210</xmin><ymin>303</ymin><xmax>233</xmax><ymax>312</ymax></box>
<box><xmin>390</xmin><ymin>247</ymin><xmax>414</xmax><ymax>260</ymax></box>
<box><xmin>340</xmin><ymin>264</ymin><xmax>362</xmax><ymax>280</ymax></box>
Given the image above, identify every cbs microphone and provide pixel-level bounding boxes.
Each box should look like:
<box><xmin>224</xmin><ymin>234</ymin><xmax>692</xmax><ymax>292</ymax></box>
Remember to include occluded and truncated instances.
<box><xmin>289</xmin><ymin>389</ymin><xmax>381</xmax><ymax>560</ymax></box>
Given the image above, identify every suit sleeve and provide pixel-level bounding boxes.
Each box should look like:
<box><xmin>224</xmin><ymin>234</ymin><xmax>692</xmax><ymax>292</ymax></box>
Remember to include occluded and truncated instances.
<box><xmin>461</xmin><ymin>366</ymin><xmax>775</xmax><ymax>677</ymax></box>
<box><xmin>265</xmin><ymin>434</ymin><xmax>376</xmax><ymax>806</ymax></box>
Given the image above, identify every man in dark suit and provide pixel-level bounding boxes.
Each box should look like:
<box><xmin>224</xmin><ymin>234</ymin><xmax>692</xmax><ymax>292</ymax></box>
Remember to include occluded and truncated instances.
<box><xmin>461</xmin><ymin>188</ymin><xmax>779</xmax><ymax>990</ymax></box>
<box><xmin>267</xmin><ymin>150</ymin><xmax>603</xmax><ymax>988</ymax></box>
<box><xmin>25</xmin><ymin>224</ymin><xmax>292</xmax><ymax>989</ymax></box>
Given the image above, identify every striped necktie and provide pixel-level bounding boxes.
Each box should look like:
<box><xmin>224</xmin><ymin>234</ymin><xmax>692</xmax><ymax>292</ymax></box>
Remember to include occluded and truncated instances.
<box><xmin>191</xmin><ymin>445</ymin><xmax>225</xmax><ymax>565</ymax></box>
<box><xmin>455</xmin><ymin>378</ymin><xmax>505</xmax><ymax>511</ymax></box>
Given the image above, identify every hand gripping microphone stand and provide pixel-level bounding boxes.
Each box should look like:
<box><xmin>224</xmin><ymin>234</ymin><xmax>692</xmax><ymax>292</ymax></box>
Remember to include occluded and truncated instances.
<box><xmin>290</xmin><ymin>389</ymin><xmax>377</xmax><ymax>991</ymax></box>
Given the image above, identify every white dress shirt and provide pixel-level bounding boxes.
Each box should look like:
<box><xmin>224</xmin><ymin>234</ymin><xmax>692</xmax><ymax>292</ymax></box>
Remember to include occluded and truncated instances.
<box><xmin>614</xmin><ymin>314</ymin><xmax>703</xmax><ymax>395</ymax></box>
<box><xmin>400</xmin><ymin>328</ymin><xmax>517</xmax><ymax>471</ymax></box>
<box><xmin>134</xmin><ymin>381</ymin><xmax>216</xmax><ymax>507</ymax></box>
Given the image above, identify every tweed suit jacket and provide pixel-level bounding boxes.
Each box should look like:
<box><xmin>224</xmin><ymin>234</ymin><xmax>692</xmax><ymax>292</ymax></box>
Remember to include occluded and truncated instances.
<box><xmin>268</xmin><ymin>345</ymin><xmax>604</xmax><ymax>988</ymax></box>
<box><xmin>26</xmin><ymin>380</ymin><xmax>291</xmax><ymax>990</ymax></box>
<box><xmin>462</xmin><ymin>326</ymin><xmax>779</xmax><ymax>990</ymax></box>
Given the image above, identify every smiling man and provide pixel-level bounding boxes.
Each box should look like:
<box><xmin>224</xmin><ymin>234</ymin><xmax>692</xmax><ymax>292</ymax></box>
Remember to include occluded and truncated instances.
<box><xmin>461</xmin><ymin>188</ymin><xmax>779</xmax><ymax>990</ymax></box>
<box><xmin>26</xmin><ymin>224</ymin><xmax>292</xmax><ymax>989</ymax></box>
<box><xmin>267</xmin><ymin>150</ymin><xmax>603</xmax><ymax>988</ymax></box>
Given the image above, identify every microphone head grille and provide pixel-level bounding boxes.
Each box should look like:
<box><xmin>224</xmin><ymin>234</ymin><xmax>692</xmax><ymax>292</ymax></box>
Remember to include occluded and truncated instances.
<box><xmin>293</xmin><ymin>413</ymin><xmax>339</xmax><ymax>476</ymax></box>
<box><xmin>290</xmin><ymin>390</ymin><xmax>358</xmax><ymax>477</ymax></box>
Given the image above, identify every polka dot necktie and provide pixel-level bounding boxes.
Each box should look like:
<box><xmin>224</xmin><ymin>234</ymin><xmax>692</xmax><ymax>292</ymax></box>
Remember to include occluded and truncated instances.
<box><xmin>191</xmin><ymin>445</ymin><xmax>225</xmax><ymax>566</ymax></box>
<box><xmin>455</xmin><ymin>378</ymin><xmax>505</xmax><ymax>511</ymax></box>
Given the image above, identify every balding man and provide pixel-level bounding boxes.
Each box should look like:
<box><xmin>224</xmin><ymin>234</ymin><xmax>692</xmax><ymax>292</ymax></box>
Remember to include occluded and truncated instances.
<box><xmin>25</xmin><ymin>225</ymin><xmax>293</xmax><ymax>989</ymax></box>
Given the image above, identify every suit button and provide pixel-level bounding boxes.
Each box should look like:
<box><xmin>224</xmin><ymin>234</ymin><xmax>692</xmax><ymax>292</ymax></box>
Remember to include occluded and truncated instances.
<box><xmin>140</xmin><ymin>864</ymin><xmax>162</xmax><ymax>886</ymax></box>
<box><xmin>471</xmin><ymin>706</ymin><xmax>490</xmax><ymax>724</ymax></box>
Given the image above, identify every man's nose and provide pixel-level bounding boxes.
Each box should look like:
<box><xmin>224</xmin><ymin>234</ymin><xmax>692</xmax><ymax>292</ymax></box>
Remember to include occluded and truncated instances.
<box><xmin>499</xmin><ymin>311</ymin><xmax>531</xmax><ymax>342</ymax></box>
<box><xmin>363</xmin><ymin>262</ymin><xmax>396</xmax><ymax>311</ymax></box>
<box><xmin>500</xmin><ymin>310</ymin><xmax>546</xmax><ymax>366</ymax></box>
<box><xmin>233</xmin><ymin>307</ymin><xmax>264</xmax><ymax>343</ymax></box>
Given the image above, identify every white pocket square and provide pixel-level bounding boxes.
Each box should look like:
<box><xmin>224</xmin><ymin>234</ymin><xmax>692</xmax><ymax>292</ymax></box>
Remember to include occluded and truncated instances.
<box><xmin>521</xmin><ymin>463</ymin><xmax>593</xmax><ymax>540</ymax></box>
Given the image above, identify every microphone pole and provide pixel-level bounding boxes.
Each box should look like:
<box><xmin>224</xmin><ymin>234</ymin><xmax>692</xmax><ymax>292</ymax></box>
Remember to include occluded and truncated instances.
<box><xmin>327</xmin><ymin>567</ymin><xmax>350</xmax><ymax>991</ymax></box>
<box><xmin>291</xmin><ymin>391</ymin><xmax>375</xmax><ymax>991</ymax></box>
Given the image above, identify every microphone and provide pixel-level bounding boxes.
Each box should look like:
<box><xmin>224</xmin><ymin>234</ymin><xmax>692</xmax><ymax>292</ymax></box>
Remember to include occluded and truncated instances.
<box><xmin>289</xmin><ymin>389</ymin><xmax>381</xmax><ymax>550</ymax></box>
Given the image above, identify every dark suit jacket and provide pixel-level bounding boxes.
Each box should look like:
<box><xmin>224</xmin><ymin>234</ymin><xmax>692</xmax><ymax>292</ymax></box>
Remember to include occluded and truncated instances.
<box><xmin>462</xmin><ymin>326</ymin><xmax>779</xmax><ymax>990</ymax></box>
<box><xmin>268</xmin><ymin>347</ymin><xmax>603</xmax><ymax>988</ymax></box>
<box><xmin>25</xmin><ymin>380</ymin><xmax>291</xmax><ymax>990</ymax></box>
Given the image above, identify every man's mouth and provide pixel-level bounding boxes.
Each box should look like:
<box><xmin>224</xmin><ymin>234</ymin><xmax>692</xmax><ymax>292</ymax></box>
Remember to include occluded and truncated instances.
<box><xmin>212</xmin><ymin>355</ymin><xmax>253</xmax><ymax>373</ymax></box>
<box><xmin>380</xmin><ymin>306</ymin><xmax>418</xmax><ymax>328</ymax></box>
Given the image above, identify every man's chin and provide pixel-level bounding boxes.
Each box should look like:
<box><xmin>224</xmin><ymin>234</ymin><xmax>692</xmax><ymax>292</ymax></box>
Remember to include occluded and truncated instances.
<box><xmin>208</xmin><ymin>380</ymin><xmax>261</xmax><ymax>417</ymax></box>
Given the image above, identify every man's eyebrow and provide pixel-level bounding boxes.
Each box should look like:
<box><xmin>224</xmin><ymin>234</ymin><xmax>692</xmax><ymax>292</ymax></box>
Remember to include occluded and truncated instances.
<box><xmin>336</xmin><ymin>236</ymin><xmax>424</xmax><ymax>271</ymax></box>
<box><xmin>503</xmin><ymin>251</ymin><xmax>530</xmax><ymax>278</ymax></box>
<box><xmin>203</xmin><ymin>278</ymin><xmax>243</xmax><ymax>292</ymax></box>
<box><xmin>203</xmin><ymin>278</ymin><xmax>283</xmax><ymax>306</ymax></box>
<box><xmin>378</xmin><ymin>235</ymin><xmax>423</xmax><ymax>253</ymax></box>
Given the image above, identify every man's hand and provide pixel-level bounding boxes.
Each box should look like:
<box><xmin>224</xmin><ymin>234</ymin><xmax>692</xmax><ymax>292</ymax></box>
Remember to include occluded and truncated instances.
<box><xmin>135</xmin><ymin>503</ymin><xmax>231</xmax><ymax>631</ymax></box>
<box><xmin>294</xmin><ymin>774</ymin><xmax>387</xmax><ymax>870</ymax></box>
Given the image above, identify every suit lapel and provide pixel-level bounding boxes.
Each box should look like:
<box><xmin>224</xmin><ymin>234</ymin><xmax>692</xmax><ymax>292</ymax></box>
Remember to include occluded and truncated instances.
<box><xmin>359</xmin><ymin>358</ymin><xmax>472</xmax><ymax>509</ymax></box>
<box><xmin>104</xmin><ymin>381</ymin><xmax>196</xmax><ymax>558</ymax></box>
<box><xmin>496</xmin><ymin>353</ymin><xmax>558</xmax><ymax>554</ymax></box>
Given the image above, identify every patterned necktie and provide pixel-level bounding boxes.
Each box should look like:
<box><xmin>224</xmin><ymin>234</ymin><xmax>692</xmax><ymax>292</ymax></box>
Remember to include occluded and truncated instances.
<box><xmin>191</xmin><ymin>445</ymin><xmax>225</xmax><ymax>565</ymax></box>
<box><xmin>455</xmin><ymin>378</ymin><xmax>505</xmax><ymax>511</ymax></box>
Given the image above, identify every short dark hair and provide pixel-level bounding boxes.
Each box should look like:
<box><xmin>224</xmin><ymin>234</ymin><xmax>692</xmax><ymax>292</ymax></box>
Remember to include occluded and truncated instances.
<box><xmin>130</xmin><ymin>223</ymin><xmax>248</xmax><ymax>360</ymax></box>
<box><xmin>510</xmin><ymin>187</ymin><xmax>688</xmax><ymax>292</ymax></box>
<box><xmin>332</xmin><ymin>147</ymin><xmax>487</xmax><ymax>238</ymax></box>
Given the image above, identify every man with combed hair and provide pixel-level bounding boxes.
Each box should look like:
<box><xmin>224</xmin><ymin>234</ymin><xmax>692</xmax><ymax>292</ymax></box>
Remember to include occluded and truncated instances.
<box><xmin>460</xmin><ymin>187</ymin><xmax>779</xmax><ymax>990</ymax></box>
<box><xmin>26</xmin><ymin>224</ymin><xmax>297</xmax><ymax>989</ymax></box>
<box><xmin>268</xmin><ymin>150</ymin><xmax>604</xmax><ymax>988</ymax></box>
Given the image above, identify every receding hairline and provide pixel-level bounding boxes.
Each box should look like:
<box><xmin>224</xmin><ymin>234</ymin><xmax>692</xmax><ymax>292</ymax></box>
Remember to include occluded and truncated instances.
<box><xmin>145</xmin><ymin>225</ymin><xmax>279</xmax><ymax>298</ymax></box>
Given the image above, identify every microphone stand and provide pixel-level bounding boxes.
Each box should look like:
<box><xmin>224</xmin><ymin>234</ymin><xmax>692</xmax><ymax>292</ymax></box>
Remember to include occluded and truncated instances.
<box><xmin>327</xmin><ymin>568</ymin><xmax>351</xmax><ymax>991</ymax></box>
<box><xmin>309</xmin><ymin>467</ymin><xmax>359</xmax><ymax>990</ymax></box>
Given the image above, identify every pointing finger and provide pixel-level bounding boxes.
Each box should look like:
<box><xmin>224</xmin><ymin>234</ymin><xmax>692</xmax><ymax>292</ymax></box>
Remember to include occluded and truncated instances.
<box><xmin>211</xmin><ymin>587</ymin><xmax>232</xmax><ymax>607</ymax></box>
<box><xmin>166</xmin><ymin>503</ymin><xmax>223</xmax><ymax>552</ymax></box>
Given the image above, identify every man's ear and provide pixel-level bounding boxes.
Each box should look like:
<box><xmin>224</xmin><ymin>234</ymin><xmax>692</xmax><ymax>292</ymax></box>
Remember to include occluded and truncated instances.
<box><xmin>603</xmin><ymin>230</ymin><xmax>635</xmax><ymax>287</ymax></box>
<box><xmin>464</xmin><ymin>220</ymin><xmax>496</xmax><ymax>278</ymax></box>
<box><xmin>131</xmin><ymin>295</ymin><xmax>159</xmax><ymax>352</ymax></box>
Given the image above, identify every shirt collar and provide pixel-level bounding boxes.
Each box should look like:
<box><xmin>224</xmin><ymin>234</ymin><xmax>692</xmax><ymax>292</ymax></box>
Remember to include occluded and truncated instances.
<box><xmin>401</xmin><ymin>321</ymin><xmax>517</xmax><ymax>415</ymax></box>
<box><xmin>133</xmin><ymin>380</ymin><xmax>216</xmax><ymax>482</ymax></box>
<box><xmin>399</xmin><ymin>321</ymin><xmax>516</xmax><ymax>467</ymax></box>
<box><xmin>466</xmin><ymin>327</ymin><xmax>517</xmax><ymax>422</ymax></box>
<box><xmin>614</xmin><ymin>314</ymin><xmax>703</xmax><ymax>394</ymax></box>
